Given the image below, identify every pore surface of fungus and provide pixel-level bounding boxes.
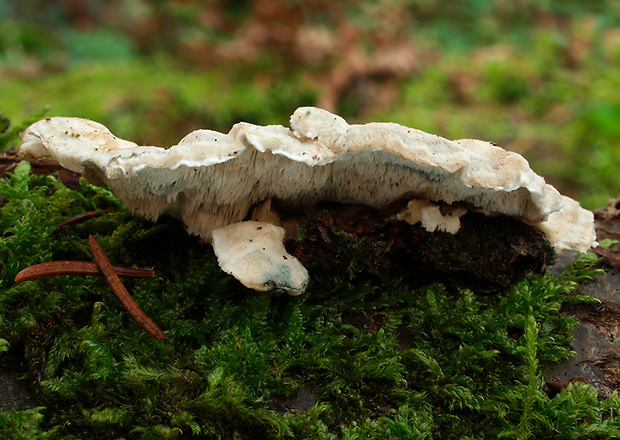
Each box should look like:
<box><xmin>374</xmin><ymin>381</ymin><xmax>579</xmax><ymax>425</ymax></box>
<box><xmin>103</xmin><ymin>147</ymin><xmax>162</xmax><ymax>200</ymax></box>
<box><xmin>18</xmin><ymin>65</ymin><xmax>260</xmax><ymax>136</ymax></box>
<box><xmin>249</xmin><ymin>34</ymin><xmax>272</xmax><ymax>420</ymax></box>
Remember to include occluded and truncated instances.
<box><xmin>20</xmin><ymin>108</ymin><xmax>596</xmax><ymax>294</ymax></box>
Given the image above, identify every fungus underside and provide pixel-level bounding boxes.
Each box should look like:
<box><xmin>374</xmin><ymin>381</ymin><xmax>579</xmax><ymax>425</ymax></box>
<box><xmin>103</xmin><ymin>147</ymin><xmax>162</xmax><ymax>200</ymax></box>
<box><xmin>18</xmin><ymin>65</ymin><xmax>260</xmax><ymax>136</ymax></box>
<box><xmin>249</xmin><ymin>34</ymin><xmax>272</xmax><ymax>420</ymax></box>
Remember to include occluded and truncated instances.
<box><xmin>0</xmin><ymin>161</ymin><xmax>619</xmax><ymax>439</ymax></box>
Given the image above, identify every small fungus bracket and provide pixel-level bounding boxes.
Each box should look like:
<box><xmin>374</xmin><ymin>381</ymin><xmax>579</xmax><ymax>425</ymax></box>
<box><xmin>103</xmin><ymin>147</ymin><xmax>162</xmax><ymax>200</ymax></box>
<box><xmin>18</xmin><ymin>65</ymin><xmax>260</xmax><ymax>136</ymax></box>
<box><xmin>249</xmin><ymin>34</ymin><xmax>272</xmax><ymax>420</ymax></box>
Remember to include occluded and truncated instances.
<box><xmin>211</xmin><ymin>221</ymin><xmax>309</xmax><ymax>295</ymax></box>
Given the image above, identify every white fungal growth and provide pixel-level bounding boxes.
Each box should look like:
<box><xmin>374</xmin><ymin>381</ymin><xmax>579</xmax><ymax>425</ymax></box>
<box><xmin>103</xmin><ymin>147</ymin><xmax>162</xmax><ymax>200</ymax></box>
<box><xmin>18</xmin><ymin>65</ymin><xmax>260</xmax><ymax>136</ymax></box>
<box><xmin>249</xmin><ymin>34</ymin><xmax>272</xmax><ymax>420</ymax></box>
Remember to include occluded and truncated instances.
<box><xmin>211</xmin><ymin>221</ymin><xmax>308</xmax><ymax>295</ymax></box>
<box><xmin>19</xmin><ymin>107</ymin><xmax>597</xmax><ymax>294</ymax></box>
<box><xmin>396</xmin><ymin>200</ymin><xmax>467</xmax><ymax>235</ymax></box>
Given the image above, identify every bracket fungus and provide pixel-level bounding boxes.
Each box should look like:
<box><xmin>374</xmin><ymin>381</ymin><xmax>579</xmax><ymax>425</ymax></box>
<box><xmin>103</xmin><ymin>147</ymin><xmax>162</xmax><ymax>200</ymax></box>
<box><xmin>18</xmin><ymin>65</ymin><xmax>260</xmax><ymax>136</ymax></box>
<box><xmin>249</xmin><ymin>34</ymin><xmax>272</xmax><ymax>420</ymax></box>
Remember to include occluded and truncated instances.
<box><xmin>19</xmin><ymin>108</ymin><xmax>596</xmax><ymax>295</ymax></box>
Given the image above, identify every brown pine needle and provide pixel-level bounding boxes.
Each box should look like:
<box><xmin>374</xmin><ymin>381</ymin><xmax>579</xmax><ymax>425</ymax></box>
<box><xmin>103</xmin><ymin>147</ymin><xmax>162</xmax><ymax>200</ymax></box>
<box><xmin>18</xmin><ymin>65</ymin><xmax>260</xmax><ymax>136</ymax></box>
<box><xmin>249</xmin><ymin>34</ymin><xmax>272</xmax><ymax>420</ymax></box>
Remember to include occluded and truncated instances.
<box><xmin>55</xmin><ymin>210</ymin><xmax>115</xmax><ymax>232</ymax></box>
<box><xmin>15</xmin><ymin>261</ymin><xmax>154</xmax><ymax>282</ymax></box>
<box><xmin>88</xmin><ymin>235</ymin><xmax>165</xmax><ymax>341</ymax></box>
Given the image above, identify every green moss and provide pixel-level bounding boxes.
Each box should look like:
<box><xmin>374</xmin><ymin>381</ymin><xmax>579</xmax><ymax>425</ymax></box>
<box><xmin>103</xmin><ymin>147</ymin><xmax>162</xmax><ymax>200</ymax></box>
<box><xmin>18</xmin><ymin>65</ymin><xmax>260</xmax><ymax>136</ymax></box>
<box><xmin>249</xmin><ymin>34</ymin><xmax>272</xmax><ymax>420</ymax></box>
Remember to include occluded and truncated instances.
<box><xmin>0</xmin><ymin>160</ymin><xmax>617</xmax><ymax>438</ymax></box>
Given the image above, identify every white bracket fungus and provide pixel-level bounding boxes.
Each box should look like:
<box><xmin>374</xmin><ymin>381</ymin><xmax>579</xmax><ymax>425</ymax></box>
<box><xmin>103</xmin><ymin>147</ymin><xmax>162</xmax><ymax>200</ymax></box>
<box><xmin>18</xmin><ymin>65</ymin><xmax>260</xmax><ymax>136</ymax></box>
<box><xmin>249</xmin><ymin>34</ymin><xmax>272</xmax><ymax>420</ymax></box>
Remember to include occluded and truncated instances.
<box><xmin>20</xmin><ymin>108</ymin><xmax>596</xmax><ymax>295</ymax></box>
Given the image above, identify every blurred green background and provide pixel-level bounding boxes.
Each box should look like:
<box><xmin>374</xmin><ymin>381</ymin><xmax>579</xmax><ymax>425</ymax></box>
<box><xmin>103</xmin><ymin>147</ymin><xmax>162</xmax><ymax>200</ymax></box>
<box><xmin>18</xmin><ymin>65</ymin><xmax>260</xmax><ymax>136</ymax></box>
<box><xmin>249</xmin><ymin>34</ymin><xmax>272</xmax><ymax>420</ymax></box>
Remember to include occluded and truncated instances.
<box><xmin>1</xmin><ymin>0</ymin><xmax>620</xmax><ymax>209</ymax></box>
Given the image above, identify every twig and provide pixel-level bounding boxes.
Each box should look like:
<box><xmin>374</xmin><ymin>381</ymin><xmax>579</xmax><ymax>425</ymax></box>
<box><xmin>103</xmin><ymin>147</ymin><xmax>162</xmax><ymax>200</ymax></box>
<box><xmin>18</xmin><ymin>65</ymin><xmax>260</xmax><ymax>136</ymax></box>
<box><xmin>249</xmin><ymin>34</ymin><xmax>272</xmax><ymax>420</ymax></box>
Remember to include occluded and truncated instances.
<box><xmin>88</xmin><ymin>235</ymin><xmax>165</xmax><ymax>341</ymax></box>
<box><xmin>15</xmin><ymin>261</ymin><xmax>154</xmax><ymax>282</ymax></box>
